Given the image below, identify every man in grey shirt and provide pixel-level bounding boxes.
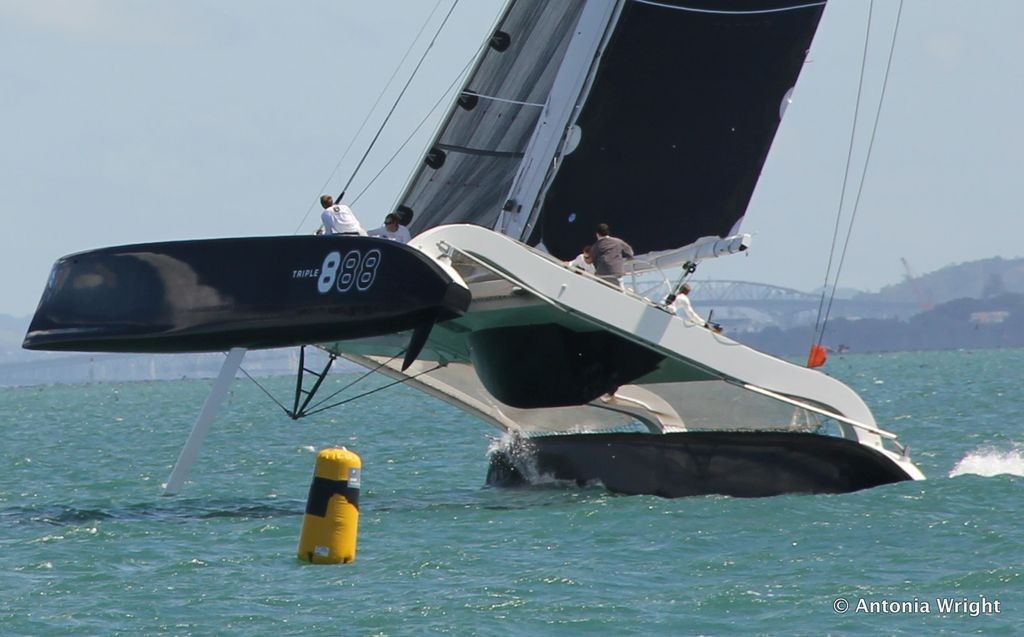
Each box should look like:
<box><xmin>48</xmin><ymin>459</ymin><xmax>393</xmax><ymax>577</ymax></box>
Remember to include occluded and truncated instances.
<box><xmin>591</xmin><ymin>223</ymin><xmax>633</xmax><ymax>287</ymax></box>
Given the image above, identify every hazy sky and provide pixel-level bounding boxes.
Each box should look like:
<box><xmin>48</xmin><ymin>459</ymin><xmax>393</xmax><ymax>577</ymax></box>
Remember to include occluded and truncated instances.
<box><xmin>2</xmin><ymin>0</ymin><xmax>1022</xmax><ymax>317</ymax></box>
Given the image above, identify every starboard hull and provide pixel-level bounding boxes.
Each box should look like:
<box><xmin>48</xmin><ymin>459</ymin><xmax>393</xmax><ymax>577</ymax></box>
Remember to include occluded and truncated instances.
<box><xmin>487</xmin><ymin>431</ymin><xmax>916</xmax><ymax>498</ymax></box>
<box><xmin>23</xmin><ymin>236</ymin><xmax>469</xmax><ymax>353</ymax></box>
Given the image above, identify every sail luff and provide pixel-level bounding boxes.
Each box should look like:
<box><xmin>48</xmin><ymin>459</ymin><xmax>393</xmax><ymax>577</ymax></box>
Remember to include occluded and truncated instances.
<box><xmin>384</xmin><ymin>0</ymin><xmax>514</xmax><ymax>225</ymax></box>
<box><xmin>399</xmin><ymin>1</ymin><xmax>588</xmax><ymax>236</ymax></box>
<box><xmin>498</xmin><ymin>0</ymin><xmax>625</xmax><ymax>241</ymax></box>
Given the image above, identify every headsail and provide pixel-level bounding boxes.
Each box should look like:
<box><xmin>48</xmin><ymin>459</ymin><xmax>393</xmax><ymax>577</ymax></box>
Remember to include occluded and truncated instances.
<box><xmin>402</xmin><ymin>1</ymin><xmax>586</xmax><ymax>235</ymax></box>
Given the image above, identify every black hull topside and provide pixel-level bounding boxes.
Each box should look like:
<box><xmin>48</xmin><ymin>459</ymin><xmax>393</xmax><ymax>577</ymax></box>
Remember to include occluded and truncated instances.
<box><xmin>23</xmin><ymin>235</ymin><xmax>469</xmax><ymax>353</ymax></box>
<box><xmin>487</xmin><ymin>431</ymin><xmax>914</xmax><ymax>498</ymax></box>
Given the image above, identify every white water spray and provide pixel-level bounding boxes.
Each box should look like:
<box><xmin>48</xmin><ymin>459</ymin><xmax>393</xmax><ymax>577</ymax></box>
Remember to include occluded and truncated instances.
<box><xmin>949</xmin><ymin>446</ymin><xmax>1024</xmax><ymax>478</ymax></box>
<box><xmin>488</xmin><ymin>433</ymin><xmax>563</xmax><ymax>485</ymax></box>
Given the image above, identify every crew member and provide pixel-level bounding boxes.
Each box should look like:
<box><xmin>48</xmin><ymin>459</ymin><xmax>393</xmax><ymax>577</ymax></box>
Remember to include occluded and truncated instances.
<box><xmin>319</xmin><ymin>195</ymin><xmax>366</xmax><ymax>236</ymax></box>
<box><xmin>664</xmin><ymin>282</ymin><xmax>703</xmax><ymax>323</ymax></box>
<box><xmin>566</xmin><ymin>245</ymin><xmax>595</xmax><ymax>273</ymax></box>
<box><xmin>591</xmin><ymin>223</ymin><xmax>633</xmax><ymax>287</ymax></box>
<box><xmin>368</xmin><ymin>213</ymin><xmax>411</xmax><ymax>243</ymax></box>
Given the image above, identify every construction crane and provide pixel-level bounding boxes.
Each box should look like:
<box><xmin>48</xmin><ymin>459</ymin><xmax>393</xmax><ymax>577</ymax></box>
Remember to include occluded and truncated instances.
<box><xmin>900</xmin><ymin>257</ymin><xmax>934</xmax><ymax>310</ymax></box>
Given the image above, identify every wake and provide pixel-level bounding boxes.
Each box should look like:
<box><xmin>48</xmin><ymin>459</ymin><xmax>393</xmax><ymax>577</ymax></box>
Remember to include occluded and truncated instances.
<box><xmin>949</xmin><ymin>446</ymin><xmax>1024</xmax><ymax>478</ymax></box>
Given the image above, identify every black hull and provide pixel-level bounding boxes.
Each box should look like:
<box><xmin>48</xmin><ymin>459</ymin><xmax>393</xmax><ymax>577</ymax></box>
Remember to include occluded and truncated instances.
<box><xmin>24</xmin><ymin>236</ymin><xmax>469</xmax><ymax>353</ymax></box>
<box><xmin>487</xmin><ymin>431</ymin><xmax>914</xmax><ymax>498</ymax></box>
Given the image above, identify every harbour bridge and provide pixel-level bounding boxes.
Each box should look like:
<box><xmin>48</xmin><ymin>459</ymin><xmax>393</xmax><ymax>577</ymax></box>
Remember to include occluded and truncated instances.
<box><xmin>682</xmin><ymin>280</ymin><xmax>918</xmax><ymax>332</ymax></box>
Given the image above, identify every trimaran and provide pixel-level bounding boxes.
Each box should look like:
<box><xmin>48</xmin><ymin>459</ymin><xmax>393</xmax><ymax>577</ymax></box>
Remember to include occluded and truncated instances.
<box><xmin>23</xmin><ymin>0</ymin><xmax>924</xmax><ymax>497</ymax></box>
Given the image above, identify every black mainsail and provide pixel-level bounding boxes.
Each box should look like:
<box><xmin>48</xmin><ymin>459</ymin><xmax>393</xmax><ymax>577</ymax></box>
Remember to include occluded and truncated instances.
<box><xmin>537</xmin><ymin>0</ymin><xmax>826</xmax><ymax>259</ymax></box>
<box><xmin>401</xmin><ymin>0</ymin><xmax>826</xmax><ymax>264</ymax></box>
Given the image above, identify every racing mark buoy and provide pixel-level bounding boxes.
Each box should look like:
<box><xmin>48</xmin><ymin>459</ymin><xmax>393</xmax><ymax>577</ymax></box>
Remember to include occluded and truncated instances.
<box><xmin>298</xmin><ymin>447</ymin><xmax>361</xmax><ymax>564</ymax></box>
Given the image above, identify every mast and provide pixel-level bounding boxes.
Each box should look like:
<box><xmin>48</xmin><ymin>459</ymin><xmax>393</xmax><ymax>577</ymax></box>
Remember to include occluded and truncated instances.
<box><xmin>497</xmin><ymin>0</ymin><xmax>623</xmax><ymax>241</ymax></box>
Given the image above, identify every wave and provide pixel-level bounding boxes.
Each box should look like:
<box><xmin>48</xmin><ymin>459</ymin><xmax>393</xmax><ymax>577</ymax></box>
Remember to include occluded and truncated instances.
<box><xmin>0</xmin><ymin>500</ymin><xmax>302</xmax><ymax>527</ymax></box>
<box><xmin>949</xmin><ymin>446</ymin><xmax>1024</xmax><ymax>477</ymax></box>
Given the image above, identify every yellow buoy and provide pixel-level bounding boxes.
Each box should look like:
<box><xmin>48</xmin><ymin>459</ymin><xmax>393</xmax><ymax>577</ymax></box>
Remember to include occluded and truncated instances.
<box><xmin>298</xmin><ymin>447</ymin><xmax>361</xmax><ymax>564</ymax></box>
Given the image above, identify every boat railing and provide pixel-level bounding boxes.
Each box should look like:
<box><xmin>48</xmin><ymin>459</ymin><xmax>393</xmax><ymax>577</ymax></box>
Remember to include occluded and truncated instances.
<box><xmin>740</xmin><ymin>382</ymin><xmax>908</xmax><ymax>454</ymax></box>
<box><xmin>624</xmin><ymin>258</ymin><xmax>675</xmax><ymax>306</ymax></box>
<box><xmin>440</xmin><ymin>235</ymin><xmax>677</xmax><ymax>316</ymax></box>
<box><xmin>556</xmin><ymin>251</ymin><xmax>676</xmax><ymax>305</ymax></box>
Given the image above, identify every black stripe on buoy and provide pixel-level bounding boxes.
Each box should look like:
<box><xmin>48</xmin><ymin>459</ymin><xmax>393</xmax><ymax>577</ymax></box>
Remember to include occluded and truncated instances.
<box><xmin>305</xmin><ymin>476</ymin><xmax>360</xmax><ymax>516</ymax></box>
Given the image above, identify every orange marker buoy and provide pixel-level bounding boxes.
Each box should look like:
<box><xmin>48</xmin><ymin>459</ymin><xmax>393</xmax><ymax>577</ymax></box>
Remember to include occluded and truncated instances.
<box><xmin>807</xmin><ymin>344</ymin><xmax>828</xmax><ymax>369</ymax></box>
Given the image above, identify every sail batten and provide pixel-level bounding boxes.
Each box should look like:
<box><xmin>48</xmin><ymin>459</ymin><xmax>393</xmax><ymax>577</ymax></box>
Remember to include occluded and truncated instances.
<box><xmin>462</xmin><ymin>92</ymin><xmax>546</xmax><ymax>108</ymax></box>
<box><xmin>435</xmin><ymin>143</ymin><xmax>525</xmax><ymax>159</ymax></box>
<box><xmin>401</xmin><ymin>1</ymin><xmax>587</xmax><ymax>235</ymax></box>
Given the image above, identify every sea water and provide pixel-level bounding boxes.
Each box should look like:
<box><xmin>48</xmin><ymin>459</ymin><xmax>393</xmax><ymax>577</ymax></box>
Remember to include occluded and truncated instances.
<box><xmin>1</xmin><ymin>349</ymin><xmax>1021</xmax><ymax>636</ymax></box>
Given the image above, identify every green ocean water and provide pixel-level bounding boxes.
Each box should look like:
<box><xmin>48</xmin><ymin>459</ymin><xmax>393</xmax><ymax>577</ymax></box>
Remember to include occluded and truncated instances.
<box><xmin>1</xmin><ymin>349</ymin><xmax>1022</xmax><ymax>636</ymax></box>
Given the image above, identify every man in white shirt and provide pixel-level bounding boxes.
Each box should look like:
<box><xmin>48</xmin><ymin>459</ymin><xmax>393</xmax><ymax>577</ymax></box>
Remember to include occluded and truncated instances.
<box><xmin>566</xmin><ymin>245</ymin><xmax>595</xmax><ymax>273</ymax></box>
<box><xmin>664</xmin><ymin>283</ymin><xmax>705</xmax><ymax>325</ymax></box>
<box><xmin>319</xmin><ymin>194</ymin><xmax>366</xmax><ymax>236</ymax></box>
<box><xmin>368</xmin><ymin>213</ymin><xmax>412</xmax><ymax>243</ymax></box>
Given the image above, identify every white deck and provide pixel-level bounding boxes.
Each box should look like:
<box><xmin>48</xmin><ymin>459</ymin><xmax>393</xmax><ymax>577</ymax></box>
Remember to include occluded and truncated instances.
<box><xmin>324</xmin><ymin>224</ymin><xmax>924</xmax><ymax>482</ymax></box>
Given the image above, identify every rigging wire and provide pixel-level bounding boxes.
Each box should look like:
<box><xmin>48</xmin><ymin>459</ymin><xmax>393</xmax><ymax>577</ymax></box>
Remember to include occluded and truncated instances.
<box><xmin>304</xmin><ymin>349</ymin><xmax>403</xmax><ymax>413</ymax></box>
<box><xmin>818</xmin><ymin>0</ymin><xmax>904</xmax><ymax>345</ymax></box>
<box><xmin>336</xmin><ymin>0</ymin><xmax>462</xmax><ymax>204</ymax></box>
<box><xmin>237</xmin><ymin>360</ymin><xmax>293</xmax><ymax>417</ymax></box>
<box><xmin>811</xmin><ymin>0</ymin><xmax>875</xmax><ymax>346</ymax></box>
<box><xmin>291</xmin><ymin>0</ymin><xmax>448</xmax><ymax>235</ymax></box>
<box><xmin>300</xmin><ymin>362</ymin><xmax>446</xmax><ymax>418</ymax></box>
<box><xmin>236</xmin><ymin>348</ymin><xmax>442</xmax><ymax>420</ymax></box>
<box><xmin>350</xmin><ymin>42</ymin><xmax>487</xmax><ymax>206</ymax></box>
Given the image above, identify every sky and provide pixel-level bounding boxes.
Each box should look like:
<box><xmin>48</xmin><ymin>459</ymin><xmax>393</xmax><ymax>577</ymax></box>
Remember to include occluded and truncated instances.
<box><xmin>1</xmin><ymin>0</ymin><xmax>1022</xmax><ymax>317</ymax></box>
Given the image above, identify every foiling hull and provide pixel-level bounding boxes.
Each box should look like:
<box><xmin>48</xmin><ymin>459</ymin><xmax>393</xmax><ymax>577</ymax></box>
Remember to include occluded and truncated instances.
<box><xmin>329</xmin><ymin>225</ymin><xmax>924</xmax><ymax>499</ymax></box>
<box><xmin>23</xmin><ymin>236</ymin><xmax>469</xmax><ymax>353</ymax></box>
<box><xmin>487</xmin><ymin>431</ymin><xmax>915</xmax><ymax>498</ymax></box>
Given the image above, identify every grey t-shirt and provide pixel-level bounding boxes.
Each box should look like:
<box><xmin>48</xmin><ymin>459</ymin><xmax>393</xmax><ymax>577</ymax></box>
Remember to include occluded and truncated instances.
<box><xmin>591</xmin><ymin>236</ymin><xmax>634</xmax><ymax>277</ymax></box>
